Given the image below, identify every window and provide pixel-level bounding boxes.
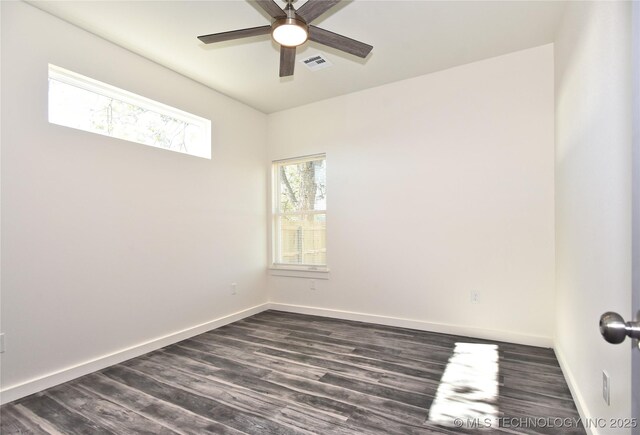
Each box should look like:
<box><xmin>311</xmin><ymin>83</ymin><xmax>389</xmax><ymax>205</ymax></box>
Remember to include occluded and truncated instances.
<box><xmin>272</xmin><ymin>155</ymin><xmax>327</xmax><ymax>269</ymax></box>
<box><xmin>48</xmin><ymin>64</ymin><xmax>211</xmax><ymax>159</ymax></box>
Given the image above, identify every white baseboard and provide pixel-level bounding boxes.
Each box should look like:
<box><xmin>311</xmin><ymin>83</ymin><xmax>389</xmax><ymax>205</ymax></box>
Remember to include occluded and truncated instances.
<box><xmin>1</xmin><ymin>301</ymin><xmax>554</xmax><ymax>405</ymax></box>
<box><xmin>0</xmin><ymin>303</ymin><xmax>270</xmax><ymax>405</ymax></box>
<box><xmin>555</xmin><ymin>344</ymin><xmax>596</xmax><ymax>435</ymax></box>
<box><xmin>267</xmin><ymin>302</ymin><xmax>553</xmax><ymax>348</ymax></box>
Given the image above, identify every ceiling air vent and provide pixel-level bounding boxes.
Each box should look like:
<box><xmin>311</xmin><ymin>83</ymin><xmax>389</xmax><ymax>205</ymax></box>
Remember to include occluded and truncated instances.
<box><xmin>301</xmin><ymin>54</ymin><xmax>333</xmax><ymax>72</ymax></box>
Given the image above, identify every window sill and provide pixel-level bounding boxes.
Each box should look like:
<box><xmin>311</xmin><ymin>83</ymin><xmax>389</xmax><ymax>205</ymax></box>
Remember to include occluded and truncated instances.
<box><xmin>269</xmin><ymin>266</ymin><xmax>330</xmax><ymax>279</ymax></box>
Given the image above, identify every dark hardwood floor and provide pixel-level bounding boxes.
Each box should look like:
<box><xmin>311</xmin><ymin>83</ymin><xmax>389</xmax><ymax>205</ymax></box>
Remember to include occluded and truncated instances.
<box><xmin>0</xmin><ymin>310</ymin><xmax>585</xmax><ymax>434</ymax></box>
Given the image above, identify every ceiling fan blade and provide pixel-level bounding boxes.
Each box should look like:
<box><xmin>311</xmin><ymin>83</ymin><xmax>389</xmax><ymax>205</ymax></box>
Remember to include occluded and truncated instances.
<box><xmin>279</xmin><ymin>46</ymin><xmax>296</xmax><ymax>77</ymax></box>
<box><xmin>295</xmin><ymin>0</ymin><xmax>341</xmax><ymax>23</ymax></box>
<box><xmin>198</xmin><ymin>25</ymin><xmax>271</xmax><ymax>44</ymax></box>
<box><xmin>308</xmin><ymin>26</ymin><xmax>372</xmax><ymax>58</ymax></box>
<box><xmin>254</xmin><ymin>0</ymin><xmax>286</xmax><ymax>18</ymax></box>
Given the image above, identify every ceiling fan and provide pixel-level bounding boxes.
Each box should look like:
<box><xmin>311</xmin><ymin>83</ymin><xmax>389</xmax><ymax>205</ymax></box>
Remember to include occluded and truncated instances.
<box><xmin>197</xmin><ymin>0</ymin><xmax>373</xmax><ymax>77</ymax></box>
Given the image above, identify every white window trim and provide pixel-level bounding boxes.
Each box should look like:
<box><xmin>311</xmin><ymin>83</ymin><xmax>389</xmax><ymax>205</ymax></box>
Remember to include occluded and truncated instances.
<box><xmin>48</xmin><ymin>64</ymin><xmax>212</xmax><ymax>159</ymax></box>
<box><xmin>271</xmin><ymin>154</ymin><xmax>328</xmax><ymax>274</ymax></box>
<box><xmin>268</xmin><ymin>267</ymin><xmax>330</xmax><ymax>279</ymax></box>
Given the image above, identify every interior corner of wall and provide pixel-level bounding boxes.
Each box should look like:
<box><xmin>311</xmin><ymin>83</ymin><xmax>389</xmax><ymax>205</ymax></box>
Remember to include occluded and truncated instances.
<box><xmin>554</xmin><ymin>343</ymin><xmax>598</xmax><ymax>435</ymax></box>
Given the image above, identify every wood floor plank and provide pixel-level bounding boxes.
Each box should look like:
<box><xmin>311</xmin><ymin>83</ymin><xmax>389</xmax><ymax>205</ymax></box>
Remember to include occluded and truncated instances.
<box><xmin>103</xmin><ymin>365</ymin><xmax>308</xmax><ymax>435</ymax></box>
<box><xmin>76</xmin><ymin>374</ymin><xmax>243</xmax><ymax>435</ymax></box>
<box><xmin>213</xmin><ymin>323</ymin><xmax>446</xmax><ymax>385</ymax></box>
<box><xmin>502</xmin><ymin>375</ymin><xmax>574</xmax><ymax>400</ymax></box>
<box><xmin>498</xmin><ymin>359</ymin><xmax>565</xmax><ymax>377</ymax></box>
<box><xmin>0</xmin><ymin>404</ymin><xmax>56</xmax><ymax>435</ymax></box>
<box><xmin>0</xmin><ymin>310</ymin><xmax>584</xmax><ymax>435</ymax></box>
<box><xmin>272</xmin><ymin>406</ymin><xmax>361</xmax><ymax>435</ymax></box>
<box><xmin>251</xmin><ymin>345</ymin><xmax>385</xmax><ymax>383</ymax></box>
<box><xmin>183</xmin><ymin>336</ymin><xmax>328</xmax><ymax>380</ymax></box>
<box><xmin>350</xmin><ymin>346</ymin><xmax>449</xmax><ymax>372</ymax></box>
<box><xmin>259</xmin><ymin>345</ymin><xmax>447</xmax><ymax>383</ymax></box>
<box><xmin>46</xmin><ymin>384</ymin><xmax>178</xmax><ymax>435</ymax></box>
<box><xmin>123</xmin><ymin>356</ymin><xmax>284</xmax><ymax>417</ymax></box>
<box><xmin>196</xmin><ymin>325</ymin><xmax>449</xmax><ymax>385</ymax></box>
<box><xmin>320</xmin><ymin>372</ymin><xmax>433</xmax><ymax>409</ymax></box>
<box><xmin>376</xmin><ymin>372</ymin><xmax>441</xmax><ymax>395</ymax></box>
<box><xmin>161</xmin><ymin>349</ymin><xmax>360</xmax><ymax>421</ymax></box>
<box><xmin>263</xmin><ymin>370</ymin><xmax>431</xmax><ymax>425</ymax></box>
<box><xmin>168</xmin><ymin>340</ymin><xmax>272</xmax><ymax>378</ymax></box>
<box><xmin>262</xmin><ymin>310</ymin><xmax>557</xmax><ymax>360</ymax></box>
<box><xmin>492</xmin><ymin>401</ymin><xmax>585</xmax><ymax>435</ymax></box>
<box><xmin>232</xmin><ymin>321</ymin><xmax>455</xmax><ymax>379</ymax></box>
<box><xmin>346</xmin><ymin>407</ymin><xmax>457</xmax><ymax>435</ymax></box>
<box><xmin>144</xmin><ymin>350</ymin><xmax>356</xmax><ymax>428</ymax></box>
<box><xmin>195</xmin><ymin>330</ymin><xmax>388</xmax><ymax>384</ymax></box>
<box><xmin>223</xmin><ymin>324</ymin><xmax>358</xmax><ymax>354</ymax></box>
<box><xmin>15</xmin><ymin>393</ymin><xmax>114</xmax><ymax>434</ymax></box>
<box><xmin>240</xmin><ymin>316</ymin><xmax>335</xmax><ymax>336</ymax></box>
<box><xmin>290</xmin><ymin>330</ymin><xmax>457</xmax><ymax>366</ymax></box>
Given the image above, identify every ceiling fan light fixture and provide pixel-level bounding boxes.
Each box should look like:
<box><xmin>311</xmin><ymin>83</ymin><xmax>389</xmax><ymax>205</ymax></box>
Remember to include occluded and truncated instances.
<box><xmin>272</xmin><ymin>18</ymin><xmax>308</xmax><ymax>47</ymax></box>
<box><xmin>197</xmin><ymin>0</ymin><xmax>373</xmax><ymax>78</ymax></box>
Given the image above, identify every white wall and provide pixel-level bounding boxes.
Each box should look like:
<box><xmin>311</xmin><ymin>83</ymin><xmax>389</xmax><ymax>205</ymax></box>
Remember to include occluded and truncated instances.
<box><xmin>267</xmin><ymin>45</ymin><xmax>556</xmax><ymax>346</ymax></box>
<box><xmin>554</xmin><ymin>2</ymin><xmax>633</xmax><ymax>432</ymax></box>
<box><xmin>0</xmin><ymin>1</ymin><xmax>268</xmax><ymax>402</ymax></box>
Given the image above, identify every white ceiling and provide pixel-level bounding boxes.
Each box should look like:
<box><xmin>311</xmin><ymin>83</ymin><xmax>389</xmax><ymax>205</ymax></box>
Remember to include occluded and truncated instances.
<box><xmin>29</xmin><ymin>0</ymin><xmax>566</xmax><ymax>113</ymax></box>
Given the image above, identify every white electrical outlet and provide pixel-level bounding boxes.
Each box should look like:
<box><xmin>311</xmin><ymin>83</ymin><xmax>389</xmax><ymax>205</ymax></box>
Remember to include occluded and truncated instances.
<box><xmin>603</xmin><ymin>370</ymin><xmax>610</xmax><ymax>405</ymax></box>
<box><xmin>231</xmin><ymin>283</ymin><xmax>237</xmax><ymax>295</ymax></box>
<box><xmin>0</xmin><ymin>333</ymin><xmax>5</xmax><ymax>353</ymax></box>
<box><xmin>471</xmin><ymin>291</ymin><xmax>480</xmax><ymax>304</ymax></box>
<box><xmin>310</xmin><ymin>280</ymin><xmax>316</xmax><ymax>290</ymax></box>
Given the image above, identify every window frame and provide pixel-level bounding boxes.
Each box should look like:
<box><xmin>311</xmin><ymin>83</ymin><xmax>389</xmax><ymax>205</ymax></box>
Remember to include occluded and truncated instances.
<box><xmin>271</xmin><ymin>153</ymin><xmax>328</xmax><ymax>272</ymax></box>
<box><xmin>48</xmin><ymin>64</ymin><xmax>212</xmax><ymax>159</ymax></box>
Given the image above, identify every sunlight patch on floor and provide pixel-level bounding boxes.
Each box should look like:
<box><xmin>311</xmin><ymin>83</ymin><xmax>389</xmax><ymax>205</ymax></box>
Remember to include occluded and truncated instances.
<box><xmin>428</xmin><ymin>342</ymin><xmax>499</xmax><ymax>427</ymax></box>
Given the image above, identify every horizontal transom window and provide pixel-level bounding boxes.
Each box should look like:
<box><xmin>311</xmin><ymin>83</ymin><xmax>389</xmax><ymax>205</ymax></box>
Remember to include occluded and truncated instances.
<box><xmin>48</xmin><ymin>64</ymin><xmax>212</xmax><ymax>159</ymax></box>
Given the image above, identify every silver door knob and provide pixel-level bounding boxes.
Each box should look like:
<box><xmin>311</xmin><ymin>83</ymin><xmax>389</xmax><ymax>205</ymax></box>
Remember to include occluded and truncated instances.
<box><xmin>599</xmin><ymin>312</ymin><xmax>640</xmax><ymax>344</ymax></box>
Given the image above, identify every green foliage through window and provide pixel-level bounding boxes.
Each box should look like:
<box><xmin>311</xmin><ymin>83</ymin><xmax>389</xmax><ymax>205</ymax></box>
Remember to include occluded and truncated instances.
<box><xmin>273</xmin><ymin>156</ymin><xmax>327</xmax><ymax>267</ymax></box>
<box><xmin>48</xmin><ymin>65</ymin><xmax>211</xmax><ymax>159</ymax></box>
